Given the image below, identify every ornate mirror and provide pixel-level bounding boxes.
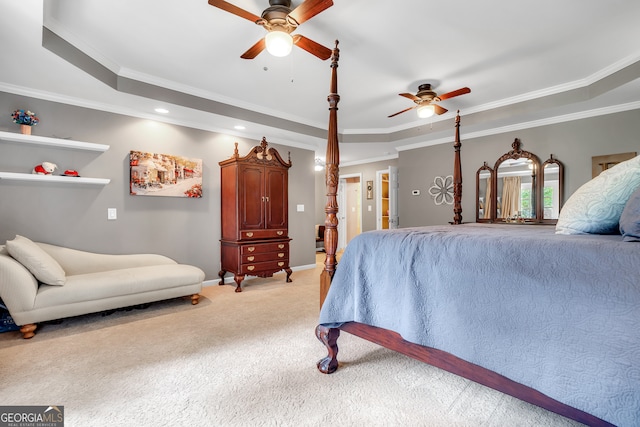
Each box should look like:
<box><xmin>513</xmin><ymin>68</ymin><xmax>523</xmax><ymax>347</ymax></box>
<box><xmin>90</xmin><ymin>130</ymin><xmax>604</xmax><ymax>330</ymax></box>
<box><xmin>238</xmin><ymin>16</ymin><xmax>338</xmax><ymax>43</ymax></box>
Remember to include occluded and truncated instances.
<box><xmin>476</xmin><ymin>139</ymin><xmax>564</xmax><ymax>224</ymax></box>
<box><xmin>540</xmin><ymin>154</ymin><xmax>564</xmax><ymax>223</ymax></box>
<box><xmin>492</xmin><ymin>139</ymin><xmax>541</xmax><ymax>222</ymax></box>
<box><xmin>476</xmin><ymin>162</ymin><xmax>493</xmax><ymax>222</ymax></box>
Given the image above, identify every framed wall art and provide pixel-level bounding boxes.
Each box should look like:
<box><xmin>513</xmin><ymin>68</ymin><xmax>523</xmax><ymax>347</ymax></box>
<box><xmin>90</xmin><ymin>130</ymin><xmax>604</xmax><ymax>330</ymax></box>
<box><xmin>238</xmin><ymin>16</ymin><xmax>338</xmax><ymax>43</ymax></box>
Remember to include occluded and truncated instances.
<box><xmin>129</xmin><ymin>150</ymin><xmax>203</xmax><ymax>198</ymax></box>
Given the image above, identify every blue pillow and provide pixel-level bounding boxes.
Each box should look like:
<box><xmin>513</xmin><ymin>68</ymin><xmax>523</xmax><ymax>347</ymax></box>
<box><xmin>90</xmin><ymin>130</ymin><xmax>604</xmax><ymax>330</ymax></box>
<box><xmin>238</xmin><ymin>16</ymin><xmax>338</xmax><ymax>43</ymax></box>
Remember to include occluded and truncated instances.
<box><xmin>620</xmin><ymin>186</ymin><xmax>640</xmax><ymax>241</ymax></box>
<box><xmin>556</xmin><ymin>155</ymin><xmax>640</xmax><ymax>235</ymax></box>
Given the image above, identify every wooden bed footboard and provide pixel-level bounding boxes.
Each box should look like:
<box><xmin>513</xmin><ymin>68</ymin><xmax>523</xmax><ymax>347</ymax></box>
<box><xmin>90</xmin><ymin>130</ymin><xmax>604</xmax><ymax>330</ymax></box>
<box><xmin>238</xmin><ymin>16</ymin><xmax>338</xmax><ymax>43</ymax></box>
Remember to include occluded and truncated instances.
<box><xmin>315</xmin><ymin>322</ymin><xmax>614</xmax><ymax>427</ymax></box>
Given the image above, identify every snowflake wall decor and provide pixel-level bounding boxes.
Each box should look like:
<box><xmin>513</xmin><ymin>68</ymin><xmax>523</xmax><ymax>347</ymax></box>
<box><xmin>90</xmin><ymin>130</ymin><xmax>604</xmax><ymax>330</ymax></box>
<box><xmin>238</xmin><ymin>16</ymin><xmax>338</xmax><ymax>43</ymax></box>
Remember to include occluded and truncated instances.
<box><xmin>428</xmin><ymin>175</ymin><xmax>454</xmax><ymax>205</ymax></box>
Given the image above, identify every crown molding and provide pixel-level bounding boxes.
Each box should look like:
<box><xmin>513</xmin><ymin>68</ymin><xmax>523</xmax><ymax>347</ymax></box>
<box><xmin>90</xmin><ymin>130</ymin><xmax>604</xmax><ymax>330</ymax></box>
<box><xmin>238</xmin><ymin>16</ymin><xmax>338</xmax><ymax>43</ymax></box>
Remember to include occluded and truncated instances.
<box><xmin>396</xmin><ymin>101</ymin><xmax>640</xmax><ymax>152</ymax></box>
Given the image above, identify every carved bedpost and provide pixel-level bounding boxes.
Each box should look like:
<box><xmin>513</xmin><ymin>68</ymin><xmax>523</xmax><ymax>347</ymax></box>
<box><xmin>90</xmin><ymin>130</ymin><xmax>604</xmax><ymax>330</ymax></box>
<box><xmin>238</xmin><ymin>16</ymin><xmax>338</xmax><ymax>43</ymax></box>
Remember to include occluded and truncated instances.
<box><xmin>320</xmin><ymin>40</ymin><xmax>340</xmax><ymax>308</ymax></box>
<box><xmin>453</xmin><ymin>111</ymin><xmax>463</xmax><ymax>225</ymax></box>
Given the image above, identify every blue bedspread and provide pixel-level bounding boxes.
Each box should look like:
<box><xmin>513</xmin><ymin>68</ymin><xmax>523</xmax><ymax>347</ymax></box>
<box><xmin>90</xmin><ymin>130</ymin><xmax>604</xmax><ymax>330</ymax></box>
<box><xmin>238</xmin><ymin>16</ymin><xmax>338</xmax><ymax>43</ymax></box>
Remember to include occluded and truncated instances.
<box><xmin>319</xmin><ymin>223</ymin><xmax>640</xmax><ymax>426</ymax></box>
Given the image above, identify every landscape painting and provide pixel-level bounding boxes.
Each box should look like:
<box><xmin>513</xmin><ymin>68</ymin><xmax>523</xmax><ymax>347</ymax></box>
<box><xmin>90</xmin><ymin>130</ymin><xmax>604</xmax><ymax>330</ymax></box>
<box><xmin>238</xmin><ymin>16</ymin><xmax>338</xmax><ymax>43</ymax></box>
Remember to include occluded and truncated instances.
<box><xmin>129</xmin><ymin>150</ymin><xmax>203</xmax><ymax>198</ymax></box>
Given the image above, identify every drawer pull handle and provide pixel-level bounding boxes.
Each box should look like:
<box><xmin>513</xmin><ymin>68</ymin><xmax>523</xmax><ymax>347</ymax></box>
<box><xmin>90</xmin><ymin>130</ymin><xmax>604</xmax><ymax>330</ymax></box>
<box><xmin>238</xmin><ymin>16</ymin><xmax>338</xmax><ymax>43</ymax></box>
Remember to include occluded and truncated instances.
<box><xmin>247</xmin><ymin>256</ymin><xmax>255</xmax><ymax>261</ymax></box>
<box><xmin>246</xmin><ymin>232</ymin><xmax>254</xmax><ymax>237</ymax></box>
<box><xmin>278</xmin><ymin>262</ymin><xmax>284</xmax><ymax>267</ymax></box>
<box><xmin>278</xmin><ymin>244</ymin><xmax>285</xmax><ymax>249</ymax></box>
<box><xmin>248</xmin><ymin>247</ymin><xmax>255</xmax><ymax>252</ymax></box>
<box><xmin>278</xmin><ymin>253</ymin><xmax>284</xmax><ymax>258</ymax></box>
<box><xmin>276</xmin><ymin>231</ymin><xmax>283</xmax><ymax>235</ymax></box>
<box><xmin>247</xmin><ymin>266</ymin><xmax>255</xmax><ymax>271</ymax></box>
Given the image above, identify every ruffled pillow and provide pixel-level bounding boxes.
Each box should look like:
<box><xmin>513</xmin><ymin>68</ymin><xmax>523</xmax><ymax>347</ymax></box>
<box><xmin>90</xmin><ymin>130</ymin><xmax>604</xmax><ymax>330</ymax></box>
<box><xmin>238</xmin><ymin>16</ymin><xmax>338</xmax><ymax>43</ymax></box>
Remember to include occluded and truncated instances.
<box><xmin>556</xmin><ymin>155</ymin><xmax>640</xmax><ymax>235</ymax></box>
<box><xmin>620</xmin><ymin>186</ymin><xmax>640</xmax><ymax>241</ymax></box>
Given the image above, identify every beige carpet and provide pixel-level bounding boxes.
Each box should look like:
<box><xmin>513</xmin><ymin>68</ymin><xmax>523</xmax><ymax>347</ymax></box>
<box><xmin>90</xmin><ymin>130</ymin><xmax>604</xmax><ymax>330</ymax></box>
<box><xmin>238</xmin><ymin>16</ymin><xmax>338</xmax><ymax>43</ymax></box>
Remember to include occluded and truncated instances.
<box><xmin>0</xmin><ymin>258</ymin><xmax>584</xmax><ymax>427</ymax></box>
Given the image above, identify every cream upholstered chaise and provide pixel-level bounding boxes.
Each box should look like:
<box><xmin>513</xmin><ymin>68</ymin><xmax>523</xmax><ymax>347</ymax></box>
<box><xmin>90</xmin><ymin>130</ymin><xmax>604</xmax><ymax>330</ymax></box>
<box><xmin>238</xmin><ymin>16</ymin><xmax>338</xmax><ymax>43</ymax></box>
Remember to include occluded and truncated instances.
<box><xmin>0</xmin><ymin>235</ymin><xmax>205</xmax><ymax>339</ymax></box>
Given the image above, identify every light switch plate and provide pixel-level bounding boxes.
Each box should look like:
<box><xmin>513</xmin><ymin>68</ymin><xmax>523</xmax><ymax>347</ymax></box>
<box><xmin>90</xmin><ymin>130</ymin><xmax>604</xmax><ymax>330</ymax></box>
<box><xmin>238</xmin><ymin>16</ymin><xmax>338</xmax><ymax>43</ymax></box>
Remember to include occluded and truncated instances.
<box><xmin>296</xmin><ymin>204</ymin><xmax>304</xmax><ymax>212</ymax></box>
<box><xmin>107</xmin><ymin>208</ymin><xmax>117</xmax><ymax>220</ymax></box>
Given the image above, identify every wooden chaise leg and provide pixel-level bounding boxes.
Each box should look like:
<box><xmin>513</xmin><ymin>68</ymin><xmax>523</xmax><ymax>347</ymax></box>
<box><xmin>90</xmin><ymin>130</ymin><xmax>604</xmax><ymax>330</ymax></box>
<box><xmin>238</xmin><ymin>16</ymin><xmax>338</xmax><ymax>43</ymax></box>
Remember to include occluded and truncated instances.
<box><xmin>191</xmin><ymin>294</ymin><xmax>200</xmax><ymax>305</ymax></box>
<box><xmin>316</xmin><ymin>325</ymin><xmax>340</xmax><ymax>374</ymax></box>
<box><xmin>20</xmin><ymin>323</ymin><xmax>37</xmax><ymax>339</ymax></box>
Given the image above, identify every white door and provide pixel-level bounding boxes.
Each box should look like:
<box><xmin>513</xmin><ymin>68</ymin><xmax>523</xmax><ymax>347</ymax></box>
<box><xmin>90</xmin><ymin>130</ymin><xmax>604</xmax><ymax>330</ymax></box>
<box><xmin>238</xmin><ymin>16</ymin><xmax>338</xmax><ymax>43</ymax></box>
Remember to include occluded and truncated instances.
<box><xmin>337</xmin><ymin>178</ymin><xmax>347</xmax><ymax>251</ymax></box>
<box><xmin>388</xmin><ymin>166</ymin><xmax>399</xmax><ymax>229</ymax></box>
<box><xmin>337</xmin><ymin>173</ymin><xmax>362</xmax><ymax>251</ymax></box>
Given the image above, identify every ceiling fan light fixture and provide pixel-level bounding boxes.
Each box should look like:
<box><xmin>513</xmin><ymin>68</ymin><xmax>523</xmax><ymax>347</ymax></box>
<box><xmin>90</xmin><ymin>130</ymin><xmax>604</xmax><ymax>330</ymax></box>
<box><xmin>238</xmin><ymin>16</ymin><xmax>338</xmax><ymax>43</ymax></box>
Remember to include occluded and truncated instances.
<box><xmin>265</xmin><ymin>30</ymin><xmax>293</xmax><ymax>57</ymax></box>
<box><xmin>417</xmin><ymin>104</ymin><xmax>435</xmax><ymax>118</ymax></box>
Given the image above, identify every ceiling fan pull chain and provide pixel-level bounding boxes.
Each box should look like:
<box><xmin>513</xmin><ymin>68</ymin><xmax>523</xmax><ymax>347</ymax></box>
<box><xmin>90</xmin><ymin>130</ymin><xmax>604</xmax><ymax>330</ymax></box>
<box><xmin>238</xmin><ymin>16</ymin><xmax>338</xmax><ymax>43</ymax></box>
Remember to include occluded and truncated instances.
<box><xmin>290</xmin><ymin>54</ymin><xmax>295</xmax><ymax>83</ymax></box>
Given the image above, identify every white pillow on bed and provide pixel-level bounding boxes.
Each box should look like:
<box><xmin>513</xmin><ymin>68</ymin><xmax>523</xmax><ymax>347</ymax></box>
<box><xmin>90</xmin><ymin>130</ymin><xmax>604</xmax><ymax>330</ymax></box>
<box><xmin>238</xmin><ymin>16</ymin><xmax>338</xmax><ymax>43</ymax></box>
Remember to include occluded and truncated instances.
<box><xmin>556</xmin><ymin>155</ymin><xmax>640</xmax><ymax>235</ymax></box>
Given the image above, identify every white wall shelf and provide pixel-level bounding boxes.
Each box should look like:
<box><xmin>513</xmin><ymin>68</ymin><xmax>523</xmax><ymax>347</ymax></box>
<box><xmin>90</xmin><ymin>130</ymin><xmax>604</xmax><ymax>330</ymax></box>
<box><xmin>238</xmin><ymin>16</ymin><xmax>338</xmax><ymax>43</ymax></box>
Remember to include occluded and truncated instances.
<box><xmin>0</xmin><ymin>130</ymin><xmax>109</xmax><ymax>152</ymax></box>
<box><xmin>0</xmin><ymin>131</ymin><xmax>110</xmax><ymax>185</ymax></box>
<box><xmin>0</xmin><ymin>172</ymin><xmax>110</xmax><ymax>185</ymax></box>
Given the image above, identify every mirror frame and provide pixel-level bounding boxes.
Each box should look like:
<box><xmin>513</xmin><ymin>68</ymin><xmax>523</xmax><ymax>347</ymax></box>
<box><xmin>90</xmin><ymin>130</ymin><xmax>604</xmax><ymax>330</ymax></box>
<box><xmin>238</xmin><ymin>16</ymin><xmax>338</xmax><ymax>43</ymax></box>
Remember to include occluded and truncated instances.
<box><xmin>540</xmin><ymin>154</ymin><xmax>565</xmax><ymax>224</ymax></box>
<box><xmin>476</xmin><ymin>162</ymin><xmax>494</xmax><ymax>222</ymax></box>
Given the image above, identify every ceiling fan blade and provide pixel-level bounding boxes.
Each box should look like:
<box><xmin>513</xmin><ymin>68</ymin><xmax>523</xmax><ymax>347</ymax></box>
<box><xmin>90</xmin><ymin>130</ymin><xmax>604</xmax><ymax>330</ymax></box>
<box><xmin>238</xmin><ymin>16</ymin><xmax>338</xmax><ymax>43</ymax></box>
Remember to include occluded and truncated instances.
<box><xmin>437</xmin><ymin>87</ymin><xmax>471</xmax><ymax>101</ymax></box>
<box><xmin>388</xmin><ymin>106</ymin><xmax>417</xmax><ymax>118</ymax></box>
<box><xmin>433</xmin><ymin>104</ymin><xmax>448</xmax><ymax>115</ymax></box>
<box><xmin>240</xmin><ymin>38</ymin><xmax>266</xmax><ymax>59</ymax></box>
<box><xmin>289</xmin><ymin>0</ymin><xmax>333</xmax><ymax>25</ymax></box>
<box><xmin>399</xmin><ymin>93</ymin><xmax>421</xmax><ymax>102</ymax></box>
<box><xmin>292</xmin><ymin>35</ymin><xmax>331</xmax><ymax>60</ymax></box>
<box><xmin>207</xmin><ymin>0</ymin><xmax>261</xmax><ymax>23</ymax></box>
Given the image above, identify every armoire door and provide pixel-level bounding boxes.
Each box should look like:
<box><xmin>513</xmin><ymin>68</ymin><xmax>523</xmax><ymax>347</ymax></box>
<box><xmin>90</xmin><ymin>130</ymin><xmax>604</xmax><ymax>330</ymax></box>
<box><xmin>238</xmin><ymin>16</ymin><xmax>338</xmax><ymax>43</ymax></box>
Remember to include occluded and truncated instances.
<box><xmin>239</xmin><ymin>165</ymin><xmax>265</xmax><ymax>230</ymax></box>
<box><xmin>265</xmin><ymin>166</ymin><xmax>288</xmax><ymax>229</ymax></box>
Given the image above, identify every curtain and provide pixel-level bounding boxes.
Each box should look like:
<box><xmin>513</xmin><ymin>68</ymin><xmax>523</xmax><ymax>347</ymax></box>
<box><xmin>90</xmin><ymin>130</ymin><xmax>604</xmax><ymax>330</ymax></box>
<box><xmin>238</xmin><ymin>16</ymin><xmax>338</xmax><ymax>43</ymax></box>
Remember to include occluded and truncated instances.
<box><xmin>483</xmin><ymin>178</ymin><xmax>492</xmax><ymax>219</ymax></box>
<box><xmin>501</xmin><ymin>176</ymin><xmax>521</xmax><ymax>218</ymax></box>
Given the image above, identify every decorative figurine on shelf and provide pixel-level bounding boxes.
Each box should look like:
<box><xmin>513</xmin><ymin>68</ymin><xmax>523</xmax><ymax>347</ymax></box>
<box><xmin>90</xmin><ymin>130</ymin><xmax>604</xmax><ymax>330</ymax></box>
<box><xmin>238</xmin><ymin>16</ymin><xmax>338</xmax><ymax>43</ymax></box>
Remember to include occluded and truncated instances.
<box><xmin>11</xmin><ymin>109</ymin><xmax>39</xmax><ymax>135</ymax></box>
<box><xmin>62</xmin><ymin>169</ymin><xmax>79</xmax><ymax>177</ymax></box>
<box><xmin>32</xmin><ymin>162</ymin><xmax>58</xmax><ymax>175</ymax></box>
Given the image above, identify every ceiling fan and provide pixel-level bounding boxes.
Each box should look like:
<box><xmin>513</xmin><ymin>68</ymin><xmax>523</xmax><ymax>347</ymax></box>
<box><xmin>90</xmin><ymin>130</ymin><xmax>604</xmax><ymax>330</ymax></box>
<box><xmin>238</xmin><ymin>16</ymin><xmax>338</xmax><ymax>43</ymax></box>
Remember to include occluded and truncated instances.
<box><xmin>207</xmin><ymin>0</ymin><xmax>333</xmax><ymax>60</ymax></box>
<box><xmin>388</xmin><ymin>84</ymin><xmax>471</xmax><ymax>118</ymax></box>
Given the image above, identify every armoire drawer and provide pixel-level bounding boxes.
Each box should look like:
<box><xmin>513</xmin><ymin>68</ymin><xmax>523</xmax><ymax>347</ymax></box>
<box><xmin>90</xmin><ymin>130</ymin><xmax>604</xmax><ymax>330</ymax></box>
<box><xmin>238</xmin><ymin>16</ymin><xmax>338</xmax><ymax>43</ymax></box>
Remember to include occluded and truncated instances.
<box><xmin>241</xmin><ymin>260</ymin><xmax>289</xmax><ymax>274</ymax></box>
<box><xmin>242</xmin><ymin>251</ymin><xmax>287</xmax><ymax>263</ymax></box>
<box><xmin>241</xmin><ymin>242</ymin><xmax>288</xmax><ymax>255</ymax></box>
<box><xmin>241</xmin><ymin>229</ymin><xmax>287</xmax><ymax>240</ymax></box>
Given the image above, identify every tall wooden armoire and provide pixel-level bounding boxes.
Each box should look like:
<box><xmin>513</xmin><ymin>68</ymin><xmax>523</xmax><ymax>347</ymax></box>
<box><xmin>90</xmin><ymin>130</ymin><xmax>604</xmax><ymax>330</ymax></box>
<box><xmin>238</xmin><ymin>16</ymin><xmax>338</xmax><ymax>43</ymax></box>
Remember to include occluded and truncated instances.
<box><xmin>218</xmin><ymin>137</ymin><xmax>292</xmax><ymax>292</ymax></box>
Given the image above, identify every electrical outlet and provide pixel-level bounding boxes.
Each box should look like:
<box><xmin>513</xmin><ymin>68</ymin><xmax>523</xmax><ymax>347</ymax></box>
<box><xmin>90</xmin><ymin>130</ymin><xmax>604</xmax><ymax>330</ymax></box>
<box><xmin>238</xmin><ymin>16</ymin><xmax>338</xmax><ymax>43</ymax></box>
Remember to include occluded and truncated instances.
<box><xmin>107</xmin><ymin>208</ymin><xmax>117</xmax><ymax>220</ymax></box>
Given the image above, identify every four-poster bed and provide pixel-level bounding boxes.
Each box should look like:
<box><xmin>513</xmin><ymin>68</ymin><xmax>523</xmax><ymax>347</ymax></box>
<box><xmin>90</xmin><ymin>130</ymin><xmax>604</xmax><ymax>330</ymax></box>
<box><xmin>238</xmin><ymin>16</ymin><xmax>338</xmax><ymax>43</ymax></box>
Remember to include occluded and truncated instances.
<box><xmin>315</xmin><ymin>42</ymin><xmax>638</xmax><ymax>427</ymax></box>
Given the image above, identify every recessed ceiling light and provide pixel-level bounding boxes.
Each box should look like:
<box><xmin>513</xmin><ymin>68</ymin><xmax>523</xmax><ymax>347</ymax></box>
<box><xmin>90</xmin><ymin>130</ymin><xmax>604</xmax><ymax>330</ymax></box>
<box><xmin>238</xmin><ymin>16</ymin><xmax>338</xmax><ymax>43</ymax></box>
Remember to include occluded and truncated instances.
<box><xmin>154</xmin><ymin>108</ymin><xmax>169</xmax><ymax>114</ymax></box>
<box><xmin>234</xmin><ymin>125</ymin><xmax>246</xmax><ymax>130</ymax></box>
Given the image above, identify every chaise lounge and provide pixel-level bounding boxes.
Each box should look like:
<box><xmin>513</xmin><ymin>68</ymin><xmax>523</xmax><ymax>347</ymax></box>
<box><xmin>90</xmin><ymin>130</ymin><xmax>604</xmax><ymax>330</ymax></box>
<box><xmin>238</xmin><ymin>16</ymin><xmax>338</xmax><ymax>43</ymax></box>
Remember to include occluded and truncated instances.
<box><xmin>0</xmin><ymin>235</ymin><xmax>205</xmax><ymax>339</ymax></box>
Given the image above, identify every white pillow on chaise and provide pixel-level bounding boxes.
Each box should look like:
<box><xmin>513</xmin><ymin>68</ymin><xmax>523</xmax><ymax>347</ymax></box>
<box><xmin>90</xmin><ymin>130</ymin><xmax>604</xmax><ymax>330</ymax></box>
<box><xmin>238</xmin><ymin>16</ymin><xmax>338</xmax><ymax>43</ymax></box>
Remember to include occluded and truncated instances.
<box><xmin>6</xmin><ymin>235</ymin><xmax>66</xmax><ymax>286</ymax></box>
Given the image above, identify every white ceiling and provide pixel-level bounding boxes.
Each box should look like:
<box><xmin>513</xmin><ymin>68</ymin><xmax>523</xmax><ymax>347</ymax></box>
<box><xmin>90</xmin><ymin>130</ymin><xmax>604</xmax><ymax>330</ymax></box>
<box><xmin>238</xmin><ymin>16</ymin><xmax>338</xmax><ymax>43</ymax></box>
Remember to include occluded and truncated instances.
<box><xmin>2</xmin><ymin>1</ymin><xmax>640</xmax><ymax>164</ymax></box>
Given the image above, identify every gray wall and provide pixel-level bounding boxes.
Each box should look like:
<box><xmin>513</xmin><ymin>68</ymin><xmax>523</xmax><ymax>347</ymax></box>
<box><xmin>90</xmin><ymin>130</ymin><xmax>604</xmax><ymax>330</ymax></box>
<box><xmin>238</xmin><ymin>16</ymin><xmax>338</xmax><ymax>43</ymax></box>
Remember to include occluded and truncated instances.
<box><xmin>399</xmin><ymin>109</ymin><xmax>640</xmax><ymax>227</ymax></box>
<box><xmin>0</xmin><ymin>92</ymin><xmax>317</xmax><ymax>281</ymax></box>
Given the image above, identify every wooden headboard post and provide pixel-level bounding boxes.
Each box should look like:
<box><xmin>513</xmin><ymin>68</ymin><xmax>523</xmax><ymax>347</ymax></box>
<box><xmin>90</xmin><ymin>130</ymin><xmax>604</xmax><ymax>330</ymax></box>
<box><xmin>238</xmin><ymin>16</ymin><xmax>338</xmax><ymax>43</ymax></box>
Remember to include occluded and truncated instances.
<box><xmin>453</xmin><ymin>111</ymin><xmax>463</xmax><ymax>225</ymax></box>
<box><xmin>320</xmin><ymin>41</ymin><xmax>341</xmax><ymax>308</ymax></box>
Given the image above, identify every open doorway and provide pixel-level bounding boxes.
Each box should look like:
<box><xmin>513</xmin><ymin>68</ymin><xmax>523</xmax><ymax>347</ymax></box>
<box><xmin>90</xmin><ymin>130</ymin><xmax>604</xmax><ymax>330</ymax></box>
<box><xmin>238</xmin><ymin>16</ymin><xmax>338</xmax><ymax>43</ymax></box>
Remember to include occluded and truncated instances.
<box><xmin>337</xmin><ymin>174</ymin><xmax>362</xmax><ymax>251</ymax></box>
<box><xmin>376</xmin><ymin>166</ymin><xmax>398</xmax><ymax>229</ymax></box>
